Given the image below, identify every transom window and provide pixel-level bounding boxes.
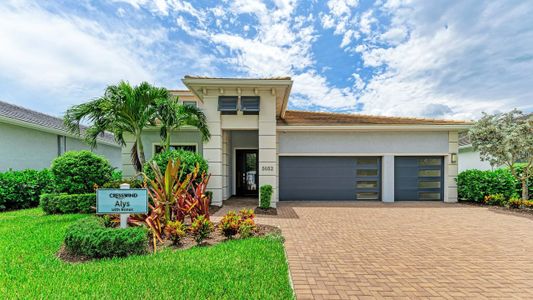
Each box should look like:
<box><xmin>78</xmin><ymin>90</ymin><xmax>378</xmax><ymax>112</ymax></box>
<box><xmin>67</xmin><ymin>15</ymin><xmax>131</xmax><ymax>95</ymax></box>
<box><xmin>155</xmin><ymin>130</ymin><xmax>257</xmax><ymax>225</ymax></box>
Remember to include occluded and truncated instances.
<box><xmin>240</xmin><ymin>96</ymin><xmax>260</xmax><ymax>114</ymax></box>
<box><xmin>218</xmin><ymin>96</ymin><xmax>238</xmax><ymax>114</ymax></box>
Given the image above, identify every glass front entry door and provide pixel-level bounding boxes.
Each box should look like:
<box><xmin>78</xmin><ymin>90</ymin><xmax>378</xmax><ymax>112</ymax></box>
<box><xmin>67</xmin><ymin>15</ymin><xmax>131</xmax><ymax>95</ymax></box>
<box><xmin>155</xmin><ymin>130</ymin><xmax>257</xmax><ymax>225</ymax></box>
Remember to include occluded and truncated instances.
<box><xmin>236</xmin><ymin>150</ymin><xmax>258</xmax><ymax>196</ymax></box>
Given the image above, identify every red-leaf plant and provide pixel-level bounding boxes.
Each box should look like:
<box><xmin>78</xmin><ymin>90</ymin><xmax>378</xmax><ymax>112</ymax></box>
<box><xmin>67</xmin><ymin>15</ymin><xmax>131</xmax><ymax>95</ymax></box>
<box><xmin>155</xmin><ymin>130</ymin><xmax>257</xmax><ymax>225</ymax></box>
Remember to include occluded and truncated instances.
<box><xmin>128</xmin><ymin>159</ymin><xmax>212</xmax><ymax>252</ymax></box>
<box><xmin>141</xmin><ymin>159</ymin><xmax>192</xmax><ymax>251</ymax></box>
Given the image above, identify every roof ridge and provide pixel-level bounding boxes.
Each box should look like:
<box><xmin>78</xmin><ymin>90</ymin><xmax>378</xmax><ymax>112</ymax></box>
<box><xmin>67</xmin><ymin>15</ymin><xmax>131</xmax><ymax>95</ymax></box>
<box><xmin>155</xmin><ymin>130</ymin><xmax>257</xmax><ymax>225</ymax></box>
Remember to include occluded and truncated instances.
<box><xmin>285</xmin><ymin>109</ymin><xmax>471</xmax><ymax>124</ymax></box>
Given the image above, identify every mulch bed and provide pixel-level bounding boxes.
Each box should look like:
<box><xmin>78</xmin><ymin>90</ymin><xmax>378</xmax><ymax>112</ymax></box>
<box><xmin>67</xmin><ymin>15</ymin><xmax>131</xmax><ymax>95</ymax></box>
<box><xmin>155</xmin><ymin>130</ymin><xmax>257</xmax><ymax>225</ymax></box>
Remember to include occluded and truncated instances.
<box><xmin>57</xmin><ymin>224</ymin><xmax>281</xmax><ymax>263</ymax></box>
<box><xmin>254</xmin><ymin>207</ymin><xmax>278</xmax><ymax>215</ymax></box>
<box><xmin>459</xmin><ymin>201</ymin><xmax>533</xmax><ymax>220</ymax></box>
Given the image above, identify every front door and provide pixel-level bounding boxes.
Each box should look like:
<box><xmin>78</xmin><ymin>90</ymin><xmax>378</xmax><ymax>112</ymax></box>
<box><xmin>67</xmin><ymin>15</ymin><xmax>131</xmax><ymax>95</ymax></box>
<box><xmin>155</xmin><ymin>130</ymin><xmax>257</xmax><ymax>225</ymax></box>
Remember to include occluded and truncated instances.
<box><xmin>236</xmin><ymin>149</ymin><xmax>258</xmax><ymax>196</ymax></box>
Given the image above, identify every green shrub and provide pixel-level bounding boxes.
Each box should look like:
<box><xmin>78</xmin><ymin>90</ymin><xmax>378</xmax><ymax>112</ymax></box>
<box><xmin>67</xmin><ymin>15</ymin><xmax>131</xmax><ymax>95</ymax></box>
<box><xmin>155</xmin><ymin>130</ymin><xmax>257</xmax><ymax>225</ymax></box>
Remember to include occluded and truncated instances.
<box><xmin>40</xmin><ymin>193</ymin><xmax>95</xmax><ymax>214</ymax></box>
<box><xmin>190</xmin><ymin>215</ymin><xmax>214</xmax><ymax>244</ymax></box>
<box><xmin>0</xmin><ymin>169</ymin><xmax>55</xmax><ymax>211</ymax></box>
<box><xmin>143</xmin><ymin>149</ymin><xmax>208</xmax><ymax>182</ymax></box>
<box><xmin>64</xmin><ymin>217</ymin><xmax>148</xmax><ymax>259</ymax></box>
<box><xmin>457</xmin><ymin>169</ymin><xmax>516</xmax><ymax>202</ymax></box>
<box><xmin>111</xmin><ymin>169</ymin><xmax>123</xmax><ymax>181</ymax></box>
<box><xmin>51</xmin><ymin>151</ymin><xmax>112</xmax><ymax>194</ymax></box>
<box><xmin>259</xmin><ymin>185</ymin><xmax>273</xmax><ymax>209</ymax></box>
<box><xmin>102</xmin><ymin>178</ymin><xmax>144</xmax><ymax>189</ymax></box>
<box><xmin>484</xmin><ymin>194</ymin><xmax>507</xmax><ymax>206</ymax></box>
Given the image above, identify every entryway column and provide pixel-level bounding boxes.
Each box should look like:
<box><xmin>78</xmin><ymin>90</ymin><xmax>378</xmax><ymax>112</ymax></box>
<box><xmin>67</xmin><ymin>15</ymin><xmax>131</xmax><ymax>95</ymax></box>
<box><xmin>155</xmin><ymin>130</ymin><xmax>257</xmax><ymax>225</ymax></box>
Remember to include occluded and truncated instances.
<box><xmin>382</xmin><ymin>155</ymin><xmax>395</xmax><ymax>202</ymax></box>
<box><xmin>202</xmin><ymin>95</ymin><xmax>224</xmax><ymax>206</ymax></box>
<box><xmin>258</xmin><ymin>92</ymin><xmax>277</xmax><ymax>207</ymax></box>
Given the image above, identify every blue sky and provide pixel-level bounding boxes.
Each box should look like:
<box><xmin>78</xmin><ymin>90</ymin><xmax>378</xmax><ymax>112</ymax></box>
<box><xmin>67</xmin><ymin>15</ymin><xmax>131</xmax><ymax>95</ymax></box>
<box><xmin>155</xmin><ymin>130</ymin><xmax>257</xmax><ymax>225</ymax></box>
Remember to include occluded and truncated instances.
<box><xmin>0</xmin><ymin>0</ymin><xmax>532</xmax><ymax>120</ymax></box>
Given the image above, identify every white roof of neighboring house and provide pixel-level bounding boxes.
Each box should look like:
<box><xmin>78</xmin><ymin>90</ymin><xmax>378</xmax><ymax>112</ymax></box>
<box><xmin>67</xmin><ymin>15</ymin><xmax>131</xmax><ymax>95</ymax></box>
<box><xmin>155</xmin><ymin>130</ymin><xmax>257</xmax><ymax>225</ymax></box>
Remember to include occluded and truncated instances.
<box><xmin>0</xmin><ymin>100</ymin><xmax>119</xmax><ymax>146</ymax></box>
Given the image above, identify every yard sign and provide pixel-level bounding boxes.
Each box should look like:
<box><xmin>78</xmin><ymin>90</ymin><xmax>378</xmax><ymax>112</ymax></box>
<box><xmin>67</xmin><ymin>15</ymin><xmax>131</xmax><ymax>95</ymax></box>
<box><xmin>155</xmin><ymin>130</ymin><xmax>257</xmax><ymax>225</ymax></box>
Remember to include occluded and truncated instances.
<box><xmin>96</xmin><ymin>188</ymin><xmax>148</xmax><ymax>214</ymax></box>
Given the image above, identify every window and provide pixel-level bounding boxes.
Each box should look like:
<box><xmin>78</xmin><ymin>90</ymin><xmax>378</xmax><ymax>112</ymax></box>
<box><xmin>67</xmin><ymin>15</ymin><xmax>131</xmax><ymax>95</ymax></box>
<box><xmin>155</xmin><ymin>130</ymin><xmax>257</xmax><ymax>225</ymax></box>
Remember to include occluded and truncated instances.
<box><xmin>357</xmin><ymin>192</ymin><xmax>379</xmax><ymax>200</ymax></box>
<box><xmin>357</xmin><ymin>181</ymin><xmax>378</xmax><ymax>188</ymax></box>
<box><xmin>418</xmin><ymin>169</ymin><xmax>441</xmax><ymax>177</ymax></box>
<box><xmin>419</xmin><ymin>192</ymin><xmax>441</xmax><ymax>200</ymax></box>
<box><xmin>154</xmin><ymin>144</ymin><xmax>197</xmax><ymax>154</ymax></box>
<box><xmin>240</xmin><ymin>96</ymin><xmax>260</xmax><ymax>114</ymax></box>
<box><xmin>183</xmin><ymin>101</ymin><xmax>197</xmax><ymax>107</ymax></box>
<box><xmin>357</xmin><ymin>157</ymin><xmax>378</xmax><ymax>165</ymax></box>
<box><xmin>218</xmin><ymin>96</ymin><xmax>238</xmax><ymax>114</ymax></box>
<box><xmin>357</xmin><ymin>169</ymin><xmax>378</xmax><ymax>176</ymax></box>
<box><xmin>418</xmin><ymin>181</ymin><xmax>441</xmax><ymax>188</ymax></box>
<box><xmin>419</xmin><ymin>158</ymin><xmax>441</xmax><ymax>166</ymax></box>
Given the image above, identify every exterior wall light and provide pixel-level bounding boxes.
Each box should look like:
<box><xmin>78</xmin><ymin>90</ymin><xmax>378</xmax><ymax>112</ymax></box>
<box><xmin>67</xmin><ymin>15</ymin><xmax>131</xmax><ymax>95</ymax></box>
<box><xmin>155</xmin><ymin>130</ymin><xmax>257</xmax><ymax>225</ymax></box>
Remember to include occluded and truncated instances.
<box><xmin>451</xmin><ymin>153</ymin><xmax>458</xmax><ymax>164</ymax></box>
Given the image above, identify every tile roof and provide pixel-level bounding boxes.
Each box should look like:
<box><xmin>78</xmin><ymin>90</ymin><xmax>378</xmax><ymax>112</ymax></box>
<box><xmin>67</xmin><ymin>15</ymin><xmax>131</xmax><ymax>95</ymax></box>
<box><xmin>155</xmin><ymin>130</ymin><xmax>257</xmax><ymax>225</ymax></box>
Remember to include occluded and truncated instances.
<box><xmin>0</xmin><ymin>100</ymin><xmax>117</xmax><ymax>144</ymax></box>
<box><xmin>184</xmin><ymin>75</ymin><xmax>292</xmax><ymax>80</ymax></box>
<box><xmin>279</xmin><ymin>110</ymin><xmax>472</xmax><ymax>126</ymax></box>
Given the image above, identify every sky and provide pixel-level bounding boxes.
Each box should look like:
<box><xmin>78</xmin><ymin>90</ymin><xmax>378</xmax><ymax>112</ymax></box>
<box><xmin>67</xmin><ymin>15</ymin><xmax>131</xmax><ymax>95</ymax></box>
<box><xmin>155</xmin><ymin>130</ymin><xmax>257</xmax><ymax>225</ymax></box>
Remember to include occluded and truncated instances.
<box><xmin>0</xmin><ymin>0</ymin><xmax>532</xmax><ymax>121</ymax></box>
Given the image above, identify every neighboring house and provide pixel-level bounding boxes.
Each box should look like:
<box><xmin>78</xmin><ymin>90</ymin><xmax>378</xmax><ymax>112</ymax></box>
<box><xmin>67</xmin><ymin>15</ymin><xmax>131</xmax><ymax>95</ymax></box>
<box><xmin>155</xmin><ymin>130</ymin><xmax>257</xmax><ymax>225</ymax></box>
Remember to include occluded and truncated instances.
<box><xmin>458</xmin><ymin>133</ymin><xmax>494</xmax><ymax>172</ymax></box>
<box><xmin>0</xmin><ymin>100</ymin><xmax>122</xmax><ymax>171</ymax></box>
<box><xmin>122</xmin><ymin>76</ymin><xmax>471</xmax><ymax>206</ymax></box>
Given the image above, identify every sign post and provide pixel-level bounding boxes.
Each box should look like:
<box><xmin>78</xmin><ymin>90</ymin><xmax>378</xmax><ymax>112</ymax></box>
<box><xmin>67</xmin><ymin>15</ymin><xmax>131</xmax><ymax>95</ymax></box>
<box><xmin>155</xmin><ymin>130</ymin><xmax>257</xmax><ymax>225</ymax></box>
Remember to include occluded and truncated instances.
<box><xmin>119</xmin><ymin>183</ymin><xmax>130</xmax><ymax>228</ymax></box>
<box><xmin>96</xmin><ymin>184</ymin><xmax>148</xmax><ymax>229</ymax></box>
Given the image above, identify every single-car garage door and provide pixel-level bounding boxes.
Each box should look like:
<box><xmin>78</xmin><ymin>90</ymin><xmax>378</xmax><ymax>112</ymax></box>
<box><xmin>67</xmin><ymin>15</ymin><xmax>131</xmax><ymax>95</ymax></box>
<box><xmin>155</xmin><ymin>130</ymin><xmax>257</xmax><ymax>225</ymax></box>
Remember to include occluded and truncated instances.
<box><xmin>394</xmin><ymin>156</ymin><xmax>444</xmax><ymax>201</ymax></box>
<box><xmin>279</xmin><ymin>156</ymin><xmax>381</xmax><ymax>201</ymax></box>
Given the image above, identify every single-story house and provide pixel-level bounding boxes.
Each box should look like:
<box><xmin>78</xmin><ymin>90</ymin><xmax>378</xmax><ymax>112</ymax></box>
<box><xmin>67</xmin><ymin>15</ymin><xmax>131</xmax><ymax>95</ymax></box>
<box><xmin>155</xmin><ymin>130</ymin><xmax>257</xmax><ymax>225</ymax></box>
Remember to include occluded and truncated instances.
<box><xmin>0</xmin><ymin>100</ymin><xmax>121</xmax><ymax>171</ymax></box>
<box><xmin>122</xmin><ymin>77</ymin><xmax>471</xmax><ymax>206</ymax></box>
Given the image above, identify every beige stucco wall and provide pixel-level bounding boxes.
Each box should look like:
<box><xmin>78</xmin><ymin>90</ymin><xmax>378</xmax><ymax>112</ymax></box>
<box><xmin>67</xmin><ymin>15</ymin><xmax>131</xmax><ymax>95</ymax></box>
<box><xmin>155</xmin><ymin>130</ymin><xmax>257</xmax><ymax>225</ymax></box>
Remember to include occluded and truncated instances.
<box><xmin>199</xmin><ymin>89</ymin><xmax>277</xmax><ymax>206</ymax></box>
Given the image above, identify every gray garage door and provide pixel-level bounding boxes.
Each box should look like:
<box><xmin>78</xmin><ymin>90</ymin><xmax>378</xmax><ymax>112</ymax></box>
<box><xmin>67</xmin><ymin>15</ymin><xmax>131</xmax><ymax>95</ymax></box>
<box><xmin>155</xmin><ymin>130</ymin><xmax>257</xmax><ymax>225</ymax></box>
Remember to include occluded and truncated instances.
<box><xmin>394</xmin><ymin>156</ymin><xmax>444</xmax><ymax>201</ymax></box>
<box><xmin>279</xmin><ymin>156</ymin><xmax>381</xmax><ymax>201</ymax></box>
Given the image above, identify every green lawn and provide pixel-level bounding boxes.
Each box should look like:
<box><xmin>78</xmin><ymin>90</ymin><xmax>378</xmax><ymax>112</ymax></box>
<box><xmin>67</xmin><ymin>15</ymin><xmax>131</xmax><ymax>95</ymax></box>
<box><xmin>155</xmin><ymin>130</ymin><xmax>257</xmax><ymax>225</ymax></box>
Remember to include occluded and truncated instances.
<box><xmin>0</xmin><ymin>208</ymin><xmax>293</xmax><ymax>299</ymax></box>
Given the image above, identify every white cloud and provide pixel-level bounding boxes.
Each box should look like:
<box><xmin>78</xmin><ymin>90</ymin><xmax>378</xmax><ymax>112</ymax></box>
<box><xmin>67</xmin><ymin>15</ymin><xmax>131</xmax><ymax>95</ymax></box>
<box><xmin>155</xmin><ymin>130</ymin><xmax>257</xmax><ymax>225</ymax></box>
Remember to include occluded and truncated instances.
<box><xmin>0</xmin><ymin>2</ymin><xmax>153</xmax><ymax>96</ymax></box>
<box><xmin>355</xmin><ymin>0</ymin><xmax>533</xmax><ymax>119</ymax></box>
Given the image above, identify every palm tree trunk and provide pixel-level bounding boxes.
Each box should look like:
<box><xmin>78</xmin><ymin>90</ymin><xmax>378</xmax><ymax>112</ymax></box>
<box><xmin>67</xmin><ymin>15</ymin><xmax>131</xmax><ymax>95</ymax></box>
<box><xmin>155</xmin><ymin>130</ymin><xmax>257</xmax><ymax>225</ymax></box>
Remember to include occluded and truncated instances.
<box><xmin>136</xmin><ymin>135</ymin><xmax>146</xmax><ymax>167</ymax></box>
<box><xmin>165</xmin><ymin>131</ymin><xmax>171</xmax><ymax>152</ymax></box>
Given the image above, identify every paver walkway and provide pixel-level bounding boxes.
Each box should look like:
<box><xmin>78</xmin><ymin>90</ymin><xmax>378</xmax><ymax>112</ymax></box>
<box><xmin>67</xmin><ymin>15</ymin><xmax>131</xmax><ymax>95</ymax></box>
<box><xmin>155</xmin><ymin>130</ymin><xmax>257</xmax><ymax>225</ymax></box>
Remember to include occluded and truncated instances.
<box><xmin>214</xmin><ymin>199</ymin><xmax>533</xmax><ymax>299</ymax></box>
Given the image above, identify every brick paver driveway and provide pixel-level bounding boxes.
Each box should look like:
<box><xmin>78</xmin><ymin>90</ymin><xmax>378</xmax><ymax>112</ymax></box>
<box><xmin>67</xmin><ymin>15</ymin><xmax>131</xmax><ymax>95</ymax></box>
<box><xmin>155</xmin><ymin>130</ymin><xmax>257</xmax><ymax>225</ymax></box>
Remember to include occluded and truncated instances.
<box><xmin>216</xmin><ymin>200</ymin><xmax>533</xmax><ymax>299</ymax></box>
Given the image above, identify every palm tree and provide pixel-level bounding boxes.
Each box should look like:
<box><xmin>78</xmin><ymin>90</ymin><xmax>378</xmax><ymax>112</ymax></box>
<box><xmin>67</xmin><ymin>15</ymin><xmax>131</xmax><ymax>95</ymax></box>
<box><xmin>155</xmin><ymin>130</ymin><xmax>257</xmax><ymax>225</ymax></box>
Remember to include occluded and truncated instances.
<box><xmin>64</xmin><ymin>81</ymin><xmax>167</xmax><ymax>172</ymax></box>
<box><xmin>155</xmin><ymin>97</ymin><xmax>211</xmax><ymax>151</ymax></box>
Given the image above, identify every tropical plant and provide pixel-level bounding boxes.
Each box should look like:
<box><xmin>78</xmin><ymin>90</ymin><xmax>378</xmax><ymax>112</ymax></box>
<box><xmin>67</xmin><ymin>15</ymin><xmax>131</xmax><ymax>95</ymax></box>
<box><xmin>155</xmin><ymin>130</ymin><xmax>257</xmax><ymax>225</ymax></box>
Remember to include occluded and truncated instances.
<box><xmin>469</xmin><ymin>110</ymin><xmax>533</xmax><ymax>200</ymax></box>
<box><xmin>190</xmin><ymin>215</ymin><xmax>214</xmax><ymax>245</ymax></box>
<box><xmin>238</xmin><ymin>218</ymin><xmax>257</xmax><ymax>238</ymax></box>
<box><xmin>139</xmin><ymin>160</ymin><xmax>192</xmax><ymax>250</ymax></box>
<box><xmin>483</xmin><ymin>194</ymin><xmax>507</xmax><ymax>206</ymax></box>
<box><xmin>180</xmin><ymin>171</ymin><xmax>211</xmax><ymax>222</ymax></box>
<box><xmin>154</xmin><ymin>97</ymin><xmax>210</xmax><ymax>152</ymax></box>
<box><xmin>164</xmin><ymin>220</ymin><xmax>186</xmax><ymax>245</ymax></box>
<box><xmin>51</xmin><ymin>151</ymin><xmax>112</xmax><ymax>194</ymax></box>
<box><xmin>239</xmin><ymin>208</ymin><xmax>255</xmax><ymax>221</ymax></box>
<box><xmin>64</xmin><ymin>81</ymin><xmax>167</xmax><ymax>171</ymax></box>
<box><xmin>218</xmin><ymin>211</ymin><xmax>241</xmax><ymax>238</ymax></box>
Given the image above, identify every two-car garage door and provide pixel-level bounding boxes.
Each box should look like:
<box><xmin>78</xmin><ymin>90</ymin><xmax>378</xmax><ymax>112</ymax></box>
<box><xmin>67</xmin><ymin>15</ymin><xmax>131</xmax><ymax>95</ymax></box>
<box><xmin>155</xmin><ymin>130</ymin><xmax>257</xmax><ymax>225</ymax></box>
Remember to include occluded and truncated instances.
<box><xmin>279</xmin><ymin>156</ymin><xmax>444</xmax><ymax>201</ymax></box>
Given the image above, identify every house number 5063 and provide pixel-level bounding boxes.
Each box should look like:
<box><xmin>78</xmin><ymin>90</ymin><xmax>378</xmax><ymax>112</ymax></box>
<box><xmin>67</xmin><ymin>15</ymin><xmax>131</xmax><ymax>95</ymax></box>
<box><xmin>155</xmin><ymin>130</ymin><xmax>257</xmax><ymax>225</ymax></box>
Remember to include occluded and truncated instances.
<box><xmin>262</xmin><ymin>166</ymin><xmax>274</xmax><ymax>172</ymax></box>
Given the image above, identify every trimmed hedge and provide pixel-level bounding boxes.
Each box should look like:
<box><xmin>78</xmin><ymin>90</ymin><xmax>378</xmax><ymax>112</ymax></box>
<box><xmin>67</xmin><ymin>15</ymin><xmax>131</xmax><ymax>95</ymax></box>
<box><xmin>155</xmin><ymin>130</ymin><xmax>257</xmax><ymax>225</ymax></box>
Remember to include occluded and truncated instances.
<box><xmin>143</xmin><ymin>149</ymin><xmax>208</xmax><ymax>182</ymax></box>
<box><xmin>457</xmin><ymin>169</ymin><xmax>517</xmax><ymax>202</ymax></box>
<box><xmin>51</xmin><ymin>151</ymin><xmax>113</xmax><ymax>194</ymax></box>
<box><xmin>260</xmin><ymin>185</ymin><xmax>273</xmax><ymax>209</ymax></box>
<box><xmin>0</xmin><ymin>169</ymin><xmax>55</xmax><ymax>211</ymax></box>
<box><xmin>40</xmin><ymin>193</ymin><xmax>95</xmax><ymax>214</ymax></box>
<box><xmin>64</xmin><ymin>217</ymin><xmax>148</xmax><ymax>259</ymax></box>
